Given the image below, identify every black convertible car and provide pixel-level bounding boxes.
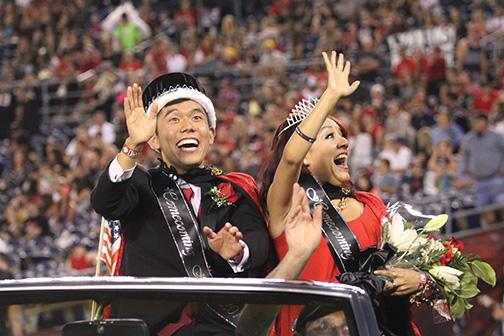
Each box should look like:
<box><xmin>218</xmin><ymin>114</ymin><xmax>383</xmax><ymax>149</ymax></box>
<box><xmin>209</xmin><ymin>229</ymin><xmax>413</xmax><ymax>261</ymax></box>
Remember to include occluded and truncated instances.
<box><xmin>0</xmin><ymin>276</ymin><xmax>380</xmax><ymax>335</ymax></box>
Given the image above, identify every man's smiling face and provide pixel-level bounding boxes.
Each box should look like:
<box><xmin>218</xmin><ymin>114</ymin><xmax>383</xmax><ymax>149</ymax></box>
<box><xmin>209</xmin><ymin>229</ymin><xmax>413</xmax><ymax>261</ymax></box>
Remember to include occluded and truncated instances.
<box><xmin>150</xmin><ymin>99</ymin><xmax>215</xmax><ymax>173</ymax></box>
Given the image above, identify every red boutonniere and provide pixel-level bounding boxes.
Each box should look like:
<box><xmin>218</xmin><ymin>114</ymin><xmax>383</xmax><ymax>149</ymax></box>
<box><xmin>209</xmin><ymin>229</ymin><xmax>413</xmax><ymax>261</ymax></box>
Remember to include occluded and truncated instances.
<box><xmin>207</xmin><ymin>182</ymin><xmax>238</xmax><ymax>207</ymax></box>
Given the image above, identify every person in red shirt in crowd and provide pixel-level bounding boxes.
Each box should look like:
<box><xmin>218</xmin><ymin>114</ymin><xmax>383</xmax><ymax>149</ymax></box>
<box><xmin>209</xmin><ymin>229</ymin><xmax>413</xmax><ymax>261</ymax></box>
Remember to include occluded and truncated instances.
<box><xmin>426</xmin><ymin>46</ymin><xmax>446</xmax><ymax>96</ymax></box>
<box><xmin>119</xmin><ymin>51</ymin><xmax>142</xmax><ymax>72</ymax></box>
<box><xmin>472</xmin><ymin>82</ymin><xmax>500</xmax><ymax>116</ymax></box>
<box><xmin>55</xmin><ymin>51</ymin><xmax>75</xmax><ymax>81</ymax></box>
<box><xmin>66</xmin><ymin>244</ymin><xmax>95</xmax><ymax>274</ymax></box>
<box><xmin>362</xmin><ymin>107</ymin><xmax>384</xmax><ymax>148</ymax></box>
<box><xmin>175</xmin><ymin>0</ymin><xmax>196</xmax><ymax>29</ymax></box>
<box><xmin>413</xmin><ymin>48</ymin><xmax>429</xmax><ymax>82</ymax></box>
<box><xmin>145</xmin><ymin>37</ymin><xmax>169</xmax><ymax>76</ymax></box>
<box><xmin>77</xmin><ymin>45</ymin><xmax>101</xmax><ymax>74</ymax></box>
<box><xmin>393</xmin><ymin>48</ymin><xmax>416</xmax><ymax>83</ymax></box>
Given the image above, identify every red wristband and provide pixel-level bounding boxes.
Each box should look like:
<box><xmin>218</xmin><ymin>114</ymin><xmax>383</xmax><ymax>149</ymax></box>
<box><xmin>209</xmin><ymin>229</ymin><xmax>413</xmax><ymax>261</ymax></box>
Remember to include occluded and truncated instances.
<box><xmin>122</xmin><ymin>144</ymin><xmax>141</xmax><ymax>159</ymax></box>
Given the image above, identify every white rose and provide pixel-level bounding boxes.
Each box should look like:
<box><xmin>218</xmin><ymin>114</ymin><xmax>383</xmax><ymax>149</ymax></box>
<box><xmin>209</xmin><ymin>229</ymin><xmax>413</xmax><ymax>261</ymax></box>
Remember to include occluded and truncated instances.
<box><xmin>389</xmin><ymin>213</ymin><xmax>406</xmax><ymax>244</ymax></box>
<box><xmin>408</xmin><ymin>236</ymin><xmax>428</xmax><ymax>253</ymax></box>
<box><xmin>429</xmin><ymin>266</ymin><xmax>464</xmax><ymax>288</ymax></box>
<box><xmin>394</xmin><ymin>229</ymin><xmax>418</xmax><ymax>252</ymax></box>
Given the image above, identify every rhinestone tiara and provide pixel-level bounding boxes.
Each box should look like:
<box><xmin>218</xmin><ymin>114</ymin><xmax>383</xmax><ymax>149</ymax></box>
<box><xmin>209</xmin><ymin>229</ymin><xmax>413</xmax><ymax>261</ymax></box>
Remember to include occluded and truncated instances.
<box><xmin>279</xmin><ymin>97</ymin><xmax>320</xmax><ymax>135</ymax></box>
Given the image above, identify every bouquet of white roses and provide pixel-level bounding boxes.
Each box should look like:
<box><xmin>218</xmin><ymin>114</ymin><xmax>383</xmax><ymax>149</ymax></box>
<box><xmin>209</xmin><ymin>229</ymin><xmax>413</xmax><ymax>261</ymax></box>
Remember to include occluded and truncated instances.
<box><xmin>380</xmin><ymin>202</ymin><xmax>496</xmax><ymax>320</ymax></box>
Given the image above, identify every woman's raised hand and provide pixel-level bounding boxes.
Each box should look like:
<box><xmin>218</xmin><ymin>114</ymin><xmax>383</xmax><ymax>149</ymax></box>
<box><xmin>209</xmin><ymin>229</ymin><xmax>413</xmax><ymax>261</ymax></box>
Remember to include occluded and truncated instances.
<box><xmin>124</xmin><ymin>83</ymin><xmax>159</xmax><ymax>147</ymax></box>
<box><xmin>322</xmin><ymin>51</ymin><xmax>360</xmax><ymax>99</ymax></box>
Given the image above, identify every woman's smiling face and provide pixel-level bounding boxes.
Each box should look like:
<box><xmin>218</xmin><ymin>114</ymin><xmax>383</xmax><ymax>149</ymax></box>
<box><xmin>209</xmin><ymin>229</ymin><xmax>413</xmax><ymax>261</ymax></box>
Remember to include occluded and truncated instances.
<box><xmin>304</xmin><ymin>118</ymin><xmax>350</xmax><ymax>187</ymax></box>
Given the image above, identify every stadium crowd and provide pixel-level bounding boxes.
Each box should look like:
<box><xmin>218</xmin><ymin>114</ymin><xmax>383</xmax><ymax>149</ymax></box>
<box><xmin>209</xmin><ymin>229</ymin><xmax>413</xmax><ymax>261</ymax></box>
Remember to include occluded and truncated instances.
<box><xmin>0</xmin><ymin>0</ymin><xmax>503</xmax><ymax>278</ymax></box>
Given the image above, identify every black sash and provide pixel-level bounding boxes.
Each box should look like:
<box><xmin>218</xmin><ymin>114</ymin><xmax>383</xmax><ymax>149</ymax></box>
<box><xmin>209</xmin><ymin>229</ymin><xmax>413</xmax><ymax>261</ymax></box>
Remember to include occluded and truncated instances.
<box><xmin>151</xmin><ymin>171</ymin><xmax>241</xmax><ymax>327</ymax></box>
<box><xmin>298</xmin><ymin>174</ymin><xmax>360</xmax><ymax>272</ymax></box>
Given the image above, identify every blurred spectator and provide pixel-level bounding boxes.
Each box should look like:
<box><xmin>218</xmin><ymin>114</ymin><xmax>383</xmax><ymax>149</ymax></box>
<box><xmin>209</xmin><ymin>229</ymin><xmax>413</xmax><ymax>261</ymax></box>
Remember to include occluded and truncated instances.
<box><xmin>175</xmin><ymin>0</ymin><xmax>197</xmax><ymax>30</ymax></box>
<box><xmin>393</xmin><ymin>48</ymin><xmax>416</xmax><ymax>83</ymax></box>
<box><xmin>349</xmin><ymin>121</ymin><xmax>372</xmax><ymax>177</ymax></box>
<box><xmin>459</xmin><ymin>113</ymin><xmax>504</xmax><ymax>223</ymax></box>
<box><xmin>259</xmin><ymin>39</ymin><xmax>288</xmax><ymax>68</ymax></box>
<box><xmin>120</xmin><ymin>51</ymin><xmax>142</xmax><ymax>73</ymax></box>
<box><xmin>369</xmin><ymin>84</ymin><xmax>385</xmax><ymax>114</ymax></box>
<box><xmin>378</xmin><ymin>135</ymin><xmax>413</xmax><ymax>174</ymax></box>
<box><xmin>373</xmin><ymin>158</ymin><xmax>399</xmax><ymax>195</ymax></box>
<box><xmin>354</xmin><ymin>40</ymin><xmax>380</xmax><ymax>84</ymax></box>
<box><xmin>426</xmin><ymin>140</ymin><xmax>458</xmax><ymax>194</ymax></box>
<box><xmin>301</xmin><ymin>75</ymin><xmax>323</xmax><ymax>100</ymax></box>
<box><xmin>431</xmin><ymin>108</ymin><xmax>464</xmax><ymax>150</ymax></box>
<box><xmin>102</xmin><ymin>3</ymin><xmax>151</xmax><ymax>52</ymax></box>
<box><xmin>165</xmin><ymin>39</ymin><xmax>188</xmax><ymax>73</ymax></box>
<box><xmin>88</xmin><ymin>112</ymin><xmax>116</xmax><ymax>145</ymax></box>
<box><xmin>384</xmin><ymin>100</ymin><xmax>413</xmax><ymax>141</ymax></box>
<box><xmin>472</xmin><ymin>82</ymin><xmax>500</xmax><ymax>116</ymax></box>
<box><xmin>456</xmin><ymin>25</ymin><xmax>488</xmax><ymax>82</ymax></box>
<box><xmin>361</xmin><ymin>109</ymin><xmax>384</xmax><ymax>148</ymax></box>
<box><xmin>192</xmin><ymin>33</ymin><xmax>219</xmax><ymax>74</ymax></box>
<box><xmin>216</xmin><ymin>79</ymin><xmax>241</xmax><ymax>113</ymax></box>
<box><xmin>426</xmin><ymin>46</ymin><xmax>446</xmax><ymax>97</ymax></box>
<box><xmin>399</xmin><ymin>159</ymin><xmax>425</xmax><ymax>198</ymax></box>
<box><xmin>66</xmin><ymin>244</ymin><xmax>95</xmax><ymax>275</ymax></box>
<box><xmin>355</xmin><ymin>174</ymin><xmax>374</xmax><ymax>193</ymax></box>
<box><xmin>77</xmin><ymin>44</ymin><xmax>101</xmax><ymax>74</ymax></box>
<box><xmin>486</xmin><ymin>5</ymin><xmax>504</xmax><ymax>35</ymax></box>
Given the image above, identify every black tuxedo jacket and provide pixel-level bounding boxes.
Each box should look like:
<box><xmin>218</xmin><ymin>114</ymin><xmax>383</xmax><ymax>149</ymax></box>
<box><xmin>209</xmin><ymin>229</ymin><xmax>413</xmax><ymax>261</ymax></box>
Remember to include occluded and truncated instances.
<box><xmin>91</xmin><ymin>163</ymin><xmax>271</xmax><ymax>279</ymax></box>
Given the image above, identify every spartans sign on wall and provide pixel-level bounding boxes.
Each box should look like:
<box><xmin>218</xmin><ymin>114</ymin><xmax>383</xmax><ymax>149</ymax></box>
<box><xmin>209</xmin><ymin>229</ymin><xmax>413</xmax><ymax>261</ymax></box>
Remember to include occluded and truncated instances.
<box><xmin>387</xmin><ymin>25</ymin><xmax>457</xmax><ymax>68</ymax></box>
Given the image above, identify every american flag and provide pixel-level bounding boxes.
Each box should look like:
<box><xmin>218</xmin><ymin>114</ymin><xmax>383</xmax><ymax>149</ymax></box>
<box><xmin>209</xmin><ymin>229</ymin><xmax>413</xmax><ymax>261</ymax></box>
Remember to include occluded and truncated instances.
<box><xmin>99</xmin><ymin>218</ymin><xmax>122</xmax><ymax>275</ymax></box>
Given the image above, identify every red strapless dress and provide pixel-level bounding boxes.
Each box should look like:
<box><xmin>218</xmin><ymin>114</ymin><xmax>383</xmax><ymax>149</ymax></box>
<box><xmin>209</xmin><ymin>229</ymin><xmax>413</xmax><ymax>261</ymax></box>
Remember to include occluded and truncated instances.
<box><xmin>271</xmin><ymin>191</ymin><xmax>385</xmax><ymax>336</ymax></box>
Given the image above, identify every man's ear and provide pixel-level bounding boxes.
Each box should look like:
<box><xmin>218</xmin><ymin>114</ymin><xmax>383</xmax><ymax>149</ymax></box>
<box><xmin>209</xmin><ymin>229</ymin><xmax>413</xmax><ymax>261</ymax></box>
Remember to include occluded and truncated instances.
<box><xmin>209</xmin><ymin>128</ymin><xmax>216</xmax><ymax>145</ymax></box>
<box><xmin>148</xmin><ymin>134</ymin><xmax>160</xmax><ymax>152</ymax></box>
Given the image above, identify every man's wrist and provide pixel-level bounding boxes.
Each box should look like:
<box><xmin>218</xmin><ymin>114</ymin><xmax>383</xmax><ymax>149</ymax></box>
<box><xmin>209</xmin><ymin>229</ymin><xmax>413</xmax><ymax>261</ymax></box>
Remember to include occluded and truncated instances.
<box><xmin>124</xmin><ymin>138</ymin><xmax>144</xmax><ymax>150</ymax></box>
<box><xmin>230</xmin><ymin>249</ymin><xmax>244</xmax><ymax>263</ymax></box>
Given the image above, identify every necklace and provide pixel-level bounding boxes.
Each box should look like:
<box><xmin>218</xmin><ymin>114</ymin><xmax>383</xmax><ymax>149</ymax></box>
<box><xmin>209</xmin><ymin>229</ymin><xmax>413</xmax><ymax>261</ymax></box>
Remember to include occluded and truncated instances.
<box><xmin>335</xmin><ymin>188</ymin><xmax>351</xmax><ymax>213</ymax></box>
<box><xmin>322</xmin><ymin>184</ymin><xmax>353</xmax><ymax>213</ymax></box>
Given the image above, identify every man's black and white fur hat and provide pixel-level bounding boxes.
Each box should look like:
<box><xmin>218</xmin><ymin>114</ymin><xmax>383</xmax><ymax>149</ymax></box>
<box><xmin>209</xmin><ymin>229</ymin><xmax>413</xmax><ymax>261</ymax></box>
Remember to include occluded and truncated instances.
<box><xmin>141</xmin><ymin>72</ymin><xmax>216</xmax><ymax>128</ymax></box>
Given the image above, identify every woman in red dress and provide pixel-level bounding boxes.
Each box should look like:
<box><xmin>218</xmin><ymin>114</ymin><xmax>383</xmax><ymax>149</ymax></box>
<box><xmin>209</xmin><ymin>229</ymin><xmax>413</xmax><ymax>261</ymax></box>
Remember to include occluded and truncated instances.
<box><xmin>260</xmin><ymin>51</ymin><xmax>422</xmax><ymax>336</ymax></box>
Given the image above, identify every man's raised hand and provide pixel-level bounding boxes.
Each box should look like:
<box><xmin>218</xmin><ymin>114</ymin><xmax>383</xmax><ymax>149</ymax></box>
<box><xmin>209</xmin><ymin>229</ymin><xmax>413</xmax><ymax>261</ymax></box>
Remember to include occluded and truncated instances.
<box><xmin>123</xmin><ymin>83</ymin><xmax>159</xmax><ymax>147</ymax></box>
<box><xmin>284</xmin><ymin>183</ymin><xmax>322</xmax><ymax>260</ymax></box>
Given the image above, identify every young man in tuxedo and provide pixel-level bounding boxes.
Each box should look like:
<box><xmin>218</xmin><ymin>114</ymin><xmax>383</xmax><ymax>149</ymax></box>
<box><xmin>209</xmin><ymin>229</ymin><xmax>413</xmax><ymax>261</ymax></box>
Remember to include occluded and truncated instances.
<box><xmin>91</xmin><ymin>73</ymin><xmax>271</xmax><ymax>335</ymax></box>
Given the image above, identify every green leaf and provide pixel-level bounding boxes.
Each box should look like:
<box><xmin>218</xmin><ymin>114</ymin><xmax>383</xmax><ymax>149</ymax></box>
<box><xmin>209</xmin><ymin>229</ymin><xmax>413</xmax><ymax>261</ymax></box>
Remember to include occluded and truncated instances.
<box><xmin>470</xmin><ymin>260</ymin><xmax>497</xmax><ymax>286</ymax></box>
<box><xmin>457</xmin><ymin>284</ymin><xmax>480</xmax><ymax>298</ymax></box>
<box><xmin>423</xmin><ymin>214</ymin><xmax>448</xmax><ymax>232</ymax></box>
<box><xmin>460</xmin><ymin>271</ymin><xmax>477</xmax><ymax>287</ymax></box>
<box><xmin>449</xmin><ymin>296</ymin><xmax>466</xmax><ymax>320</ymax></box>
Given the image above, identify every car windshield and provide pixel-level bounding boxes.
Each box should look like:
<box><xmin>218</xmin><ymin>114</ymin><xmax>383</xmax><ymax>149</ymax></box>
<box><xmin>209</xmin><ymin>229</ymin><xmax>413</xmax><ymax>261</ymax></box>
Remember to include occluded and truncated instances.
<box><xmin>0</xmin><ymin>277</ymin><xmax>379</xmax><ymax>336</ymax></box>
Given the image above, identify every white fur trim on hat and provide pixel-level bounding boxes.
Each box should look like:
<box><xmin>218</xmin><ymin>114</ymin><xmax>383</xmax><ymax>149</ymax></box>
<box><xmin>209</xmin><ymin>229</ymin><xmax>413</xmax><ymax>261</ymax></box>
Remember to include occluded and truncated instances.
<box><xmin>146</xmin><ymin>86</ymin><xmax>216</xmax><ymax>128</ymax></box>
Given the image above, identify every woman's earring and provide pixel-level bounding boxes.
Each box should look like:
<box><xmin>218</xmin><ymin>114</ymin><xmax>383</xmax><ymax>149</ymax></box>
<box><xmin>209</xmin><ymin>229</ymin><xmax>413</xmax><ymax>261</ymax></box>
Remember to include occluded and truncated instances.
<box><xmin>303</xmin><ymin>159</ymin><xmax>309</xmax><ymax>166</ymax></box>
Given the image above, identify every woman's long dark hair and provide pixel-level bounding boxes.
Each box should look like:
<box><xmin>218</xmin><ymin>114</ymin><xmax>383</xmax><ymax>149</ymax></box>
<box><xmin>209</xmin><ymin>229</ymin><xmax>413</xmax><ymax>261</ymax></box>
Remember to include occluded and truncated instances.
<box><xmin>259</xmin><ymin>115</ymin><xmax>348</xmax><ymax>212</ymax></box>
